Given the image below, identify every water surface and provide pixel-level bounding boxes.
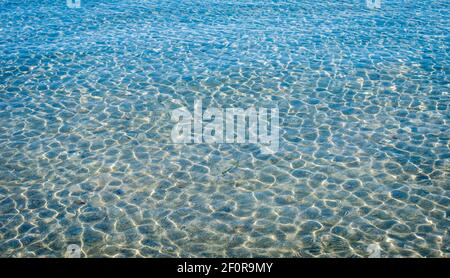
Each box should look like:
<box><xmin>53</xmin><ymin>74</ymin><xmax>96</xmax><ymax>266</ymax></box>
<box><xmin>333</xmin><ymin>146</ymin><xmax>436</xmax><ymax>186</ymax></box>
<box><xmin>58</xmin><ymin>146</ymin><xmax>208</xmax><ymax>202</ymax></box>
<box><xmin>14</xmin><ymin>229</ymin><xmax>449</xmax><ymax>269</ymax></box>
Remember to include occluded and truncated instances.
<box><xmin>0</xmin><ymin>0</ymin><xmax>449</xmax><ymax>257</ymax></box>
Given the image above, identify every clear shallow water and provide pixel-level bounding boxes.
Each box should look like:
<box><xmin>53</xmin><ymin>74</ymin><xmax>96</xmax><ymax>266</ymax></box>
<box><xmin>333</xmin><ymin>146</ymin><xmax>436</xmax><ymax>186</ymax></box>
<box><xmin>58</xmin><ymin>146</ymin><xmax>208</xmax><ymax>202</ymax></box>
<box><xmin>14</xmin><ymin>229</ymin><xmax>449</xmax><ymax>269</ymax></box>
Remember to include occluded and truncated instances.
<box><xmin>0</xmin><ymin>0</ymin><xmax>449</xmax><ymax>257</ymax></box>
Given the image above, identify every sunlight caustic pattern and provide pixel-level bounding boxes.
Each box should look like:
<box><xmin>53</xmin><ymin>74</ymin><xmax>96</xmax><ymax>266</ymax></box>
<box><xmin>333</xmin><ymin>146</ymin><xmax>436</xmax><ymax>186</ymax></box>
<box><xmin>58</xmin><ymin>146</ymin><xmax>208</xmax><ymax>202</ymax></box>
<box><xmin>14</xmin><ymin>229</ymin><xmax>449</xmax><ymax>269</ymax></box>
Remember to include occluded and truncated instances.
<box><xmin>0</xmin><ymin>0</ymin><xmax>448</xmax><ymax>257</ymax></box>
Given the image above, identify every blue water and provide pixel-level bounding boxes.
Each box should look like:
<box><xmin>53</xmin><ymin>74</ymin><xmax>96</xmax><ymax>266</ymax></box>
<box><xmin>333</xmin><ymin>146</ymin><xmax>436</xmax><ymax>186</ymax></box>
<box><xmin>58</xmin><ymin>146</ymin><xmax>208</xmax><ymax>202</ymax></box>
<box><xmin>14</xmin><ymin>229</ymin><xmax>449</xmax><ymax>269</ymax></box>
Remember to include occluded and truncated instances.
<box><xmin>0</xmin><ymin>0</ymin><xmax>449</xmax><ymax>257</ymax></box>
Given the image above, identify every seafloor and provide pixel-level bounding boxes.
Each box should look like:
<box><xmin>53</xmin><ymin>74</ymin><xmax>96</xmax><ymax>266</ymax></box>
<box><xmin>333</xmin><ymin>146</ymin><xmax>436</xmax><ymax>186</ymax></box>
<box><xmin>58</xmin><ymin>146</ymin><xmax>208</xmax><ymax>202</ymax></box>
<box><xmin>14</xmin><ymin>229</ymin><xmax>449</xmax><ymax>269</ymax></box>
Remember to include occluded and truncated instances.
<box><xmin>0</xmin><ymin>0</ymin><xmax>448</xmax><ymax>257</ymax></box>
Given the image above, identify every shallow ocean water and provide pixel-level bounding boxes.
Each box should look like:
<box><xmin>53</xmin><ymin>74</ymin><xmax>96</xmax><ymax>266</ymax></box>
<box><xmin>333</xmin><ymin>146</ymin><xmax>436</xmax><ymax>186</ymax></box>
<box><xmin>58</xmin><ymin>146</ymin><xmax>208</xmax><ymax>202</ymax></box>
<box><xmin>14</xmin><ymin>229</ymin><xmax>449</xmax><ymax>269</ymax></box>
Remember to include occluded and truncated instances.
<box><xmin>0</xmin><ymin>0</ymin><xmax>449</xmax><ymax>257</ymax></box>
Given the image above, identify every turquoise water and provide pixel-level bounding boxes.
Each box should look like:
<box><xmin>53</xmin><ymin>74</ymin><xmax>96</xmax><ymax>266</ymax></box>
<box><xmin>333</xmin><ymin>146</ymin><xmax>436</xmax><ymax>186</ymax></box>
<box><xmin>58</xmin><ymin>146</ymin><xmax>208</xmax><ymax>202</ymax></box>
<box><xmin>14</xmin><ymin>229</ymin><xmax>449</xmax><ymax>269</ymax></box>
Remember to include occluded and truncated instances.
<box><xmin>0</xmin><ymin>0</ymin><xmax>449</xmax><ymax>257</ymax></box>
